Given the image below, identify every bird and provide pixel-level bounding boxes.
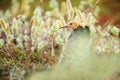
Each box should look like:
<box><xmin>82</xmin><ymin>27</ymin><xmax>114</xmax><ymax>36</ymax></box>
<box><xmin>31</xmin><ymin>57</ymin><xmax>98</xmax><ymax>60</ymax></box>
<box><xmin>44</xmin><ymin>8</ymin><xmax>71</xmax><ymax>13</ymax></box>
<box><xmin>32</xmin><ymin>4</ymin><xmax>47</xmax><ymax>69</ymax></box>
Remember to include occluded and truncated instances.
<box><xmin>58</xmin><ymin>20</ymin><xmax>92</xmax><ymax>65</ymax></box>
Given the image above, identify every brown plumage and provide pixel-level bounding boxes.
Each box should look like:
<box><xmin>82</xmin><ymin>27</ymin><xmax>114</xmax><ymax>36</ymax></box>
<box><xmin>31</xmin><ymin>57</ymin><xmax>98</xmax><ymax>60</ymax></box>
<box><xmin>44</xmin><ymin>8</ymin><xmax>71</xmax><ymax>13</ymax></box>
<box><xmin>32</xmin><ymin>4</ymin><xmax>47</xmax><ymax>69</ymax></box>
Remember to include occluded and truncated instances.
<box><xmin>60</xmin><ymin>20</ymin><xmax>85</xmax><ymax>30</ymax></box>
<box><xmin>58</xmin><ymin>20</ymin><xmax>91</xmax><ymax>65</ymax></box>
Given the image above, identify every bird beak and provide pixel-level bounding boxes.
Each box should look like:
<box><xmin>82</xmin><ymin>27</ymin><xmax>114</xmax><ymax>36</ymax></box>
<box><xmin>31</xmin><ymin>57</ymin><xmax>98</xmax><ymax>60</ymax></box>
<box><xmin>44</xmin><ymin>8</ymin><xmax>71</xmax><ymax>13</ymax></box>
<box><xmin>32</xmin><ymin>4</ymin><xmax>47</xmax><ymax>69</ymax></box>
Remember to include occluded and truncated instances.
<box><xmin>59</xmin><ymin>26</ymin><xmax>69</xmax><ymax>29</ymax></box>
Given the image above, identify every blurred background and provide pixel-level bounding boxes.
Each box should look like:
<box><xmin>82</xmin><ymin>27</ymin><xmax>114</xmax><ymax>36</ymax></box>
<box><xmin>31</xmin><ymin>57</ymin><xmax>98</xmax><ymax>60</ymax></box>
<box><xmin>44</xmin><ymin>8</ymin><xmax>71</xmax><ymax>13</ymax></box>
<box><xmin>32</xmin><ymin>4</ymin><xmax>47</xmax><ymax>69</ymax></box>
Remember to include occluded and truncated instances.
<box><xmin>0</xmin><ymin>0</ymin><xmax>120</xmax><ymax>25</ymax></box>
<box><xmin>0</xmin><ymin>1</ymin><xmax>120</xmax><ymax>80</ymax></box>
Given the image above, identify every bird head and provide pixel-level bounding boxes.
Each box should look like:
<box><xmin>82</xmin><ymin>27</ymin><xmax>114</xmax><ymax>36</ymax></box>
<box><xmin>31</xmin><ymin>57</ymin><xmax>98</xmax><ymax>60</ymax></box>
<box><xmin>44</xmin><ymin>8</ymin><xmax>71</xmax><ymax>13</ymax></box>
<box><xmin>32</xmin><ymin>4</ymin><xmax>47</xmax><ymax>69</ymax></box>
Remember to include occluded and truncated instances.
<box><xmin>60</xmin><ymin>20</ymin><xmax>86</xmax><ymax>30</ymax></box>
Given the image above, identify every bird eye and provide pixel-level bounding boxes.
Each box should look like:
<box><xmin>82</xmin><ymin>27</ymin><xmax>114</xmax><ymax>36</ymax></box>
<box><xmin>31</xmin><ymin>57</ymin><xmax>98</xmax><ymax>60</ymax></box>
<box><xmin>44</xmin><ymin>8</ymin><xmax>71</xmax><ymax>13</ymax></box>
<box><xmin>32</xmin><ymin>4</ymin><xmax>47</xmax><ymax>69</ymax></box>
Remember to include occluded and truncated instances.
<box><xmin>69</xmin><ymin>23</ymin><xmax>73</xmax><ymax>25</ymax></box>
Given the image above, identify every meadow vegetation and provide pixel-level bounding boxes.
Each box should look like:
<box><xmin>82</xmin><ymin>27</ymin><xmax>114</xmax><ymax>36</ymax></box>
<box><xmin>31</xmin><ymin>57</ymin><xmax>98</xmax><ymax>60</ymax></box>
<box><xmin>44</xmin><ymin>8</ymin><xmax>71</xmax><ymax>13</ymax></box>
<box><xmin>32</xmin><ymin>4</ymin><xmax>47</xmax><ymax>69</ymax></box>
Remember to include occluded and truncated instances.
<box><xmin>0</xmin><ymin>0</ymin><xmax>120</xmax><ymax>80</ymax></box>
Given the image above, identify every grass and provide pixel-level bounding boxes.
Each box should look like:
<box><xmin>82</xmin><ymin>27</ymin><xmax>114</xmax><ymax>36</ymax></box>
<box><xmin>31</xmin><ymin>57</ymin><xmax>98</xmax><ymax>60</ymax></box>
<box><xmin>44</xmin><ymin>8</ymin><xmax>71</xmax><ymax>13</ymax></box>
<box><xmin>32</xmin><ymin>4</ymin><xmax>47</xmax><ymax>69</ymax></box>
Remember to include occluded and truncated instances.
<box><xmin>0</xmin><ymin>0</ymin><xmax>120</xmax><ymax>80</ymax></box>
